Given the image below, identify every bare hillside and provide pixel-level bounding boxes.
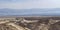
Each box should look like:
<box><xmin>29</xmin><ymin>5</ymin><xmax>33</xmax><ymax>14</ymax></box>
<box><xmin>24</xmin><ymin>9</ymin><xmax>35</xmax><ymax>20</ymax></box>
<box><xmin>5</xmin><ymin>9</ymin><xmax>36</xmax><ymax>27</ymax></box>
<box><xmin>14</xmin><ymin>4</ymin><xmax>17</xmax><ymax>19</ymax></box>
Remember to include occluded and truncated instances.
<box><xmin>0</xmin><ymin>16</ymin><xmax>60</xmax><ymax>30</ymax></box>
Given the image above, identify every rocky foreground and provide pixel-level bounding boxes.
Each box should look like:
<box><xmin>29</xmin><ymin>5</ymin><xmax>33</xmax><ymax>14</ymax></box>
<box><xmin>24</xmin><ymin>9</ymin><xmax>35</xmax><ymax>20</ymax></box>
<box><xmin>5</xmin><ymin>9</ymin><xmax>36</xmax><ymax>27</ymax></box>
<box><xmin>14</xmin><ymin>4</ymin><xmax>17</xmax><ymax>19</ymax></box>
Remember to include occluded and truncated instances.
<box><xmin>0</xmin><ymin>17</ymin><xmax>60</xmax><ymax>30</ymax></box>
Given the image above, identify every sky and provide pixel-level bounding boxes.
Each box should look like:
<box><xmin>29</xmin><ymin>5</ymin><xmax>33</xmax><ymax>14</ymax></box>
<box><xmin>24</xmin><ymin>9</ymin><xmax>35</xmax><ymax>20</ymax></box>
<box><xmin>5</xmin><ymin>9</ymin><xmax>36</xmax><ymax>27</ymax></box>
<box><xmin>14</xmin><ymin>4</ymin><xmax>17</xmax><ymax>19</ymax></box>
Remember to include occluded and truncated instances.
<box><xmin>0</xmin><ymin>0</ymin><xmax>60</xmax><ymax>9</ymax></box>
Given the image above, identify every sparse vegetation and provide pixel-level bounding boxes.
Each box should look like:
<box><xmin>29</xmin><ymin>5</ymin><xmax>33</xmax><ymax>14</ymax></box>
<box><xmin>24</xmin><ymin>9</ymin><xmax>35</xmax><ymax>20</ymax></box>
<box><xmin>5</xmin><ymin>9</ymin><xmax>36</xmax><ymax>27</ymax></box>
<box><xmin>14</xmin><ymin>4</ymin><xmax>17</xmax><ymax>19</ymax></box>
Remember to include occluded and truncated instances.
<box><xmin>0</xmin><ymin>16</ymin><xmax>60</xmax><ymax>30</ymax></box>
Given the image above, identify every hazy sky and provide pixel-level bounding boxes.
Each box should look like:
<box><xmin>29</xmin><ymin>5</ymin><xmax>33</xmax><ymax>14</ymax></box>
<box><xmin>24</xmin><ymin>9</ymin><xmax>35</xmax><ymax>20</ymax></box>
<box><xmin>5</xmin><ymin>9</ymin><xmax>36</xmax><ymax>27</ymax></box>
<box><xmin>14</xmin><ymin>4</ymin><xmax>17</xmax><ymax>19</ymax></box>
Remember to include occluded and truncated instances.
<box><xmin>0</xmin><ymin>0</ymin><xmax>60</xmax><ymax>9</ymax></box>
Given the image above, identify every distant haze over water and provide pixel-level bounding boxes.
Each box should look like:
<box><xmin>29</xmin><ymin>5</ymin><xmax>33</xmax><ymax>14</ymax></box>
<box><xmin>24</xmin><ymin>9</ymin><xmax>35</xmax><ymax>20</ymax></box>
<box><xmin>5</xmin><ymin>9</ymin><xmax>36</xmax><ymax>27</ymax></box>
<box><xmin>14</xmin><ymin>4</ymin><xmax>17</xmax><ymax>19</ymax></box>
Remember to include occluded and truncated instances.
<box><xmin>0</xmin><ymin>8</ymin><xmax>60</xmax><ymax>16</ymax></box>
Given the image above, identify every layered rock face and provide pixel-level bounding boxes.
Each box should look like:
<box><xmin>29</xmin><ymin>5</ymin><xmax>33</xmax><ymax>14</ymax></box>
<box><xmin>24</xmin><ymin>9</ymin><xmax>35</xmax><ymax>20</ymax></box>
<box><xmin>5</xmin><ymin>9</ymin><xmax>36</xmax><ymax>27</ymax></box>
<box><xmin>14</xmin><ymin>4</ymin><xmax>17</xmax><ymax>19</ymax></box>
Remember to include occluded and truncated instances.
<box><xmin>0</xmin><ymin>17</ymin><xmax>60</xmax><ymax>30</ymax></box>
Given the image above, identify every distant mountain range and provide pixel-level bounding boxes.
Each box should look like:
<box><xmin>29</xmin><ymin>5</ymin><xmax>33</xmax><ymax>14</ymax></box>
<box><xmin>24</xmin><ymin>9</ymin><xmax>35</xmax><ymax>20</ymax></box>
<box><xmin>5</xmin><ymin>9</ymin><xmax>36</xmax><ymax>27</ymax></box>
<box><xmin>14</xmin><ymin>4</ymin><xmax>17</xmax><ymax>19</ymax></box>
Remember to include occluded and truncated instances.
<box><xmin>0</xmin><ymin>8</ymin><xmax>60</xmax><ymax>16</ymax></box>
